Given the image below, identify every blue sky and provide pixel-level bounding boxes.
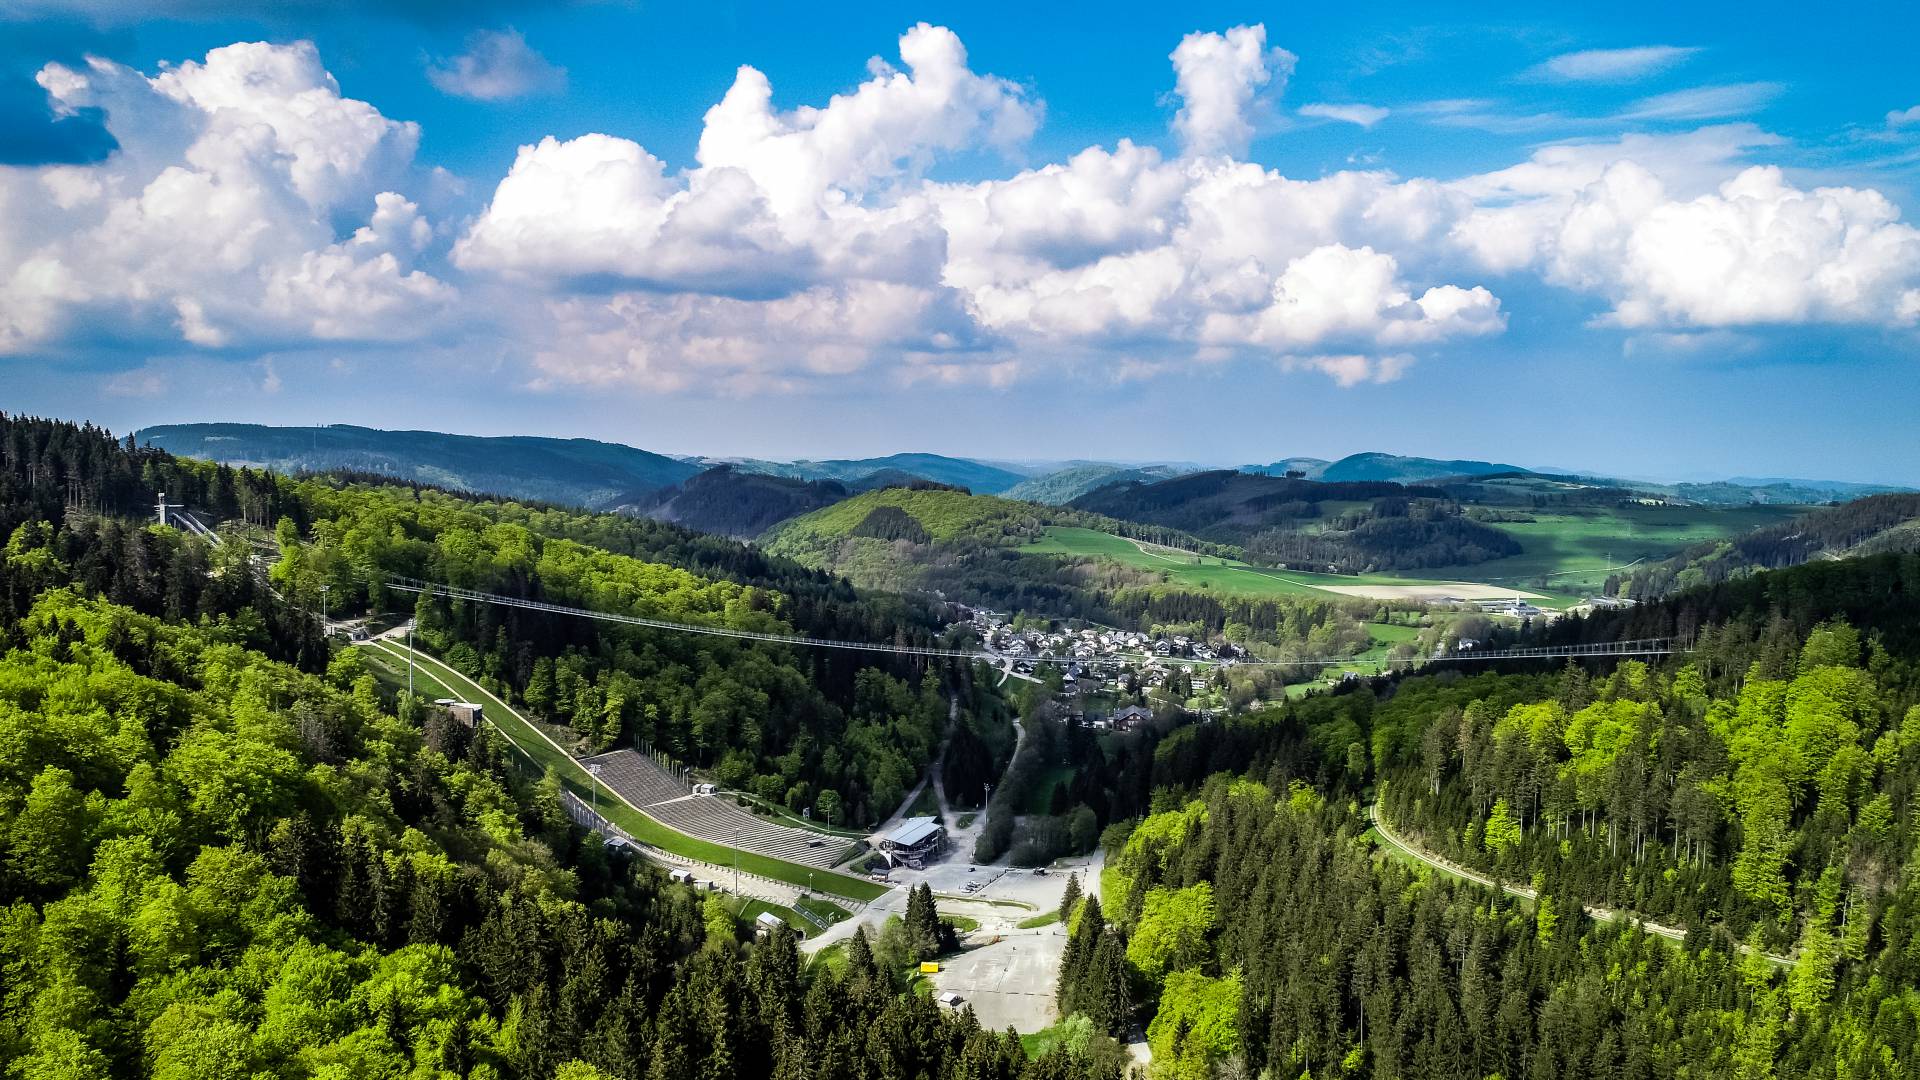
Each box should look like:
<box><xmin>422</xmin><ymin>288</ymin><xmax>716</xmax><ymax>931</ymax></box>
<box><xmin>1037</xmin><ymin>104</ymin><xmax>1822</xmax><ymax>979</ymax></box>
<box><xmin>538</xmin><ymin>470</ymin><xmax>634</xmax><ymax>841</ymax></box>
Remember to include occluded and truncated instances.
<box><xmin>3</xmin><ymin>1</ymin><xmax>1919</xmax><ymax>482</ymax></box>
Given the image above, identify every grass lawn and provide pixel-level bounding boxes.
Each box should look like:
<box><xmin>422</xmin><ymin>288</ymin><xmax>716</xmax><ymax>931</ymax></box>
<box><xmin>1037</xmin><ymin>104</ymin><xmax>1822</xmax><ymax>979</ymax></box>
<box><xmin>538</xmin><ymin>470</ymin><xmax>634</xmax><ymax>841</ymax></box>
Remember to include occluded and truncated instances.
<box><xmin>725</xmin><ymin>897</ymin><xmax>813</xmax><ymax>939</ymax></box>
<box><xmin>359</xmin><ymin>645</ymin><xmax>461</xmax><ymax>701</ymax></box>
<box><xmin>1019</xmin><ymin>1020</ymin><xmax>1080</xmax><ymax>1057</ymax></box>
<box><xmin>957</xmin><ymin>812</ymin><xmax>977</xmax><ymax>828</ymax></box>
<box><xmin>795</xmin><ymin>895</ymin><xmax>852</xmax><ymax>926</ymax></box>
<box><xmin>360</xmin><ymin>639</ymin><xmax>889</xmax><ymax>903</ymax></box>
<box><xmin>808</xmin><ymin>941</ymin><xmax>849</xmax><ymax>976</ymax></box>
<box><xmin>938</xmin><ymin>911</ymin><xmax>981</xmax><ymax>933</ymax></box>
<box><xmin>1023</xmin><ymin>765</ymin><xmax>1076</xmax><ymax>815</ymax></box>
<box><xmin>1016</xmin><ymin>910</ymin><xmax>1061</xmax><ymax>929</ymax></box>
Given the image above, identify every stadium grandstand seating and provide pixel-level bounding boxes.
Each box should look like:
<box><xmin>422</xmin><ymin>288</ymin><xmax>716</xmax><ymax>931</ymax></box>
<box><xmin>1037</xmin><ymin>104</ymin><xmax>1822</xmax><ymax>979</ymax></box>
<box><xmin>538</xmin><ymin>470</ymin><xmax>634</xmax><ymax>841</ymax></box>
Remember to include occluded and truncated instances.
<box><xmin>583</xmin><ymin>749</ymin><xmax>856</xmax><ymax>869</ymax></box>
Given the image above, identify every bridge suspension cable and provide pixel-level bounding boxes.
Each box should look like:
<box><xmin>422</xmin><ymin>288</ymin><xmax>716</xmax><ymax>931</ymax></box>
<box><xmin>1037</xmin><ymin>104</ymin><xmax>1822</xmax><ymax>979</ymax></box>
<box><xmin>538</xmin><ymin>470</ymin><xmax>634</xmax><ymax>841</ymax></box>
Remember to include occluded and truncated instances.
<box><xmin>382</xmin><ymin>577</ymin><xmax>1671</xmax><ymax>670</ymax></box>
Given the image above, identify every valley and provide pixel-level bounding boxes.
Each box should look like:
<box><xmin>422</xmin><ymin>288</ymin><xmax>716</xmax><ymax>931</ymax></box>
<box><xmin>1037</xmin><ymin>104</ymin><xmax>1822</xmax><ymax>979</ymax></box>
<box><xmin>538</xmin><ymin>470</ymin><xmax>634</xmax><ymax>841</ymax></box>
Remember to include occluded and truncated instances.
<box><xmin>9</xmin><ymin>413</ymin><xmax>1920</xmax><ymax>1080</ymax></box>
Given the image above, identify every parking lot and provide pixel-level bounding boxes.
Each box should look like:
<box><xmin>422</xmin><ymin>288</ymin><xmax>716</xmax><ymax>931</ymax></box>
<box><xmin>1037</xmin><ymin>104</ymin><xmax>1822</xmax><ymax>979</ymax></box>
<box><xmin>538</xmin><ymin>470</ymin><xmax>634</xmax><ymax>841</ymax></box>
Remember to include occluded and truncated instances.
<box><xmin>928</xmin><ymin>927</ymin><xmax>1066</xmax><ymax>1032</ymax></box>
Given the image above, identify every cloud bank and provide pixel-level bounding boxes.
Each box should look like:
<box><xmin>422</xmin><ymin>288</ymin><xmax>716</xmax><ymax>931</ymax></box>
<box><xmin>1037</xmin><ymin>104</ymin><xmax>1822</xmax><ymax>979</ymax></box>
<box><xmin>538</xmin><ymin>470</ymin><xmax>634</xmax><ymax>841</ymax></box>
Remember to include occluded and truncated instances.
<box><xmin>2</xmin><ymin>23</ymin><xmax>1918</xmax><ymax>398</ymax></box>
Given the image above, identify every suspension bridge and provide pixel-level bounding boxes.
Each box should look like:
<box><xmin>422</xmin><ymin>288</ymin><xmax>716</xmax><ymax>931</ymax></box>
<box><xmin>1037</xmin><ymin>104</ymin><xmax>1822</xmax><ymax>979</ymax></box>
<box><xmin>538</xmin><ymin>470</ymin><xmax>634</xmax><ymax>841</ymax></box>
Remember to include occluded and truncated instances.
<box><xmin>157</xmin><ymin>500</ymin><xmax>1673</xmax><ymax>673</ymax></box>
<box><xmin>382</xmin><ymin>577</ymin><xmax>1671</xmax><ymax>671</ymax></box>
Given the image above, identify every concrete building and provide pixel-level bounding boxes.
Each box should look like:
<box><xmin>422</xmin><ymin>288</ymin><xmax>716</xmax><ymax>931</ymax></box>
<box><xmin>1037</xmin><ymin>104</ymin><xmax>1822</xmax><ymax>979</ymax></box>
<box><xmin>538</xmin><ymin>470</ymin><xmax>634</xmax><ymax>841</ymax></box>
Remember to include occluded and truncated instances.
<box><xmin>433</xmin><ymin>699</ymin><xmax>483</xmax><ymax>728</ymax></box>
<box><xmin>876</xmin><ymin>815</ymin><xmax>947</xmax><ymax>869</ymax></box>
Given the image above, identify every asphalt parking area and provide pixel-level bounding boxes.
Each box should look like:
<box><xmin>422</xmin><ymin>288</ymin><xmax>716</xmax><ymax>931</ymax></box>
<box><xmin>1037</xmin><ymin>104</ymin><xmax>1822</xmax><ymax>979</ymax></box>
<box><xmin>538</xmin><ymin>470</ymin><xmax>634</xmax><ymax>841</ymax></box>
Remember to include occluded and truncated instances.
<box><xmin>929</xmin><ymin>930</ymin><xmax>1066</xmax><ymax>1033</ymax></box>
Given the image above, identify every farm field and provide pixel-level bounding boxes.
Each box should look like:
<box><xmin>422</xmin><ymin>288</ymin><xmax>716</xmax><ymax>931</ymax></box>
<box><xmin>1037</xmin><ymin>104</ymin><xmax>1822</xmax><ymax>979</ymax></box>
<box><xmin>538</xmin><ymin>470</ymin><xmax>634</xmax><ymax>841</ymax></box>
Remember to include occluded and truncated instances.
<box><xmin>1426</xmin><ymin>503</ymin><xmax>1808</xmax><ymax>594</ymax></box>
<box><xmin>1024</xmin><ymin>527</ymin><xmax>1550</xmax><ymax>603</ymax></box>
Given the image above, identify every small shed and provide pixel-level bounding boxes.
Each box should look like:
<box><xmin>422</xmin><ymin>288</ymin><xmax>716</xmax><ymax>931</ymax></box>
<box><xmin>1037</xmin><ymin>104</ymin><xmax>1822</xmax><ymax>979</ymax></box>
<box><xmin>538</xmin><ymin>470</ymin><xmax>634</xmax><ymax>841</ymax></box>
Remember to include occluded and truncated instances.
<box><xmin>754</xmin><ymin>911</ymin><xmax>786</xmax><ymax>938</ymax></box>
<box><xmin>432</xmin><ymin>698</ymin><xmax>484</xmax><ymax>728</ymax></box>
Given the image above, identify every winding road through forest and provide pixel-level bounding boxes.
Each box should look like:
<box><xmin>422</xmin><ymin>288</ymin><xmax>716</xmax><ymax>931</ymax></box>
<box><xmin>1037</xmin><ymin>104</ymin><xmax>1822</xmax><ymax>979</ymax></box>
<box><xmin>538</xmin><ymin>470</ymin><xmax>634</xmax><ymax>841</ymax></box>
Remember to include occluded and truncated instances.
<box><xmin>1367</xmin><ymin>804</ymin><xmax>1790</xmax><ymax>966</ymax></box>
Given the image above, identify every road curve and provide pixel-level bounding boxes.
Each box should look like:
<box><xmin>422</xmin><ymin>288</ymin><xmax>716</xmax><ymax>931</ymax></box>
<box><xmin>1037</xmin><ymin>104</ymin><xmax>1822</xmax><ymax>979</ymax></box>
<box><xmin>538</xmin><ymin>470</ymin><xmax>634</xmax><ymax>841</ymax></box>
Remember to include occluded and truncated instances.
<box><xmin>1366</xmin><ymin>804</ymin><xmax>1789</xmax><ymax>966</ymax></box>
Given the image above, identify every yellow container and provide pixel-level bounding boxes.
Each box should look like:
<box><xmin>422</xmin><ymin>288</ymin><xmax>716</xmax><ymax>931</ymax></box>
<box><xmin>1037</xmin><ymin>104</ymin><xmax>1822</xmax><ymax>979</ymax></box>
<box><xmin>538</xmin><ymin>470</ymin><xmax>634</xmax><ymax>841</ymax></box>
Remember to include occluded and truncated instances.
<box><xmin>919</xmin><ymin>961</ymin><xmax>940</xmax><ymax>974</ymax></box>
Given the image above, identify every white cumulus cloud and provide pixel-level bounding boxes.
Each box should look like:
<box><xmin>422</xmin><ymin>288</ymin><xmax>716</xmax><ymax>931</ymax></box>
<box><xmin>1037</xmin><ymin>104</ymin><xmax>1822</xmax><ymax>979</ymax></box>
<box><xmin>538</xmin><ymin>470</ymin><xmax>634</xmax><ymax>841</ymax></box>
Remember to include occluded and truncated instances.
<box><xmin>8</xmin><ymin>24</ymin><xmax>1919</xmax><ymax>398</ymax></box>
<box><xmin>0</xmin><ymin>41</ymin><xmax>449</xmax><ymax>356</ymax></box>
<box><xmin>1454</xmin><ymin>140</ymin><xmax>1920</xmax><ymax>329</ymax></box>
<box><xmin>1169</xmin><ymin>24</ymin><xmax>1294</xmax><ymax>158</ymax></box>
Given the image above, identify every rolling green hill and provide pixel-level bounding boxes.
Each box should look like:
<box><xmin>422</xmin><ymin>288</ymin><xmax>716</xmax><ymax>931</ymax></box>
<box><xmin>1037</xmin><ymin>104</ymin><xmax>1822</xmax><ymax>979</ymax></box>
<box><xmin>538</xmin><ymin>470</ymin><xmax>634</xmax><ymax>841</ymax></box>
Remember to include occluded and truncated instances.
<box><xmin>1625</xmin><ymin>491</ymin><xmax>1920</xmax><ymax>597</ymax></box>
<box><xmin>137</xmin><ymin>422</ymin><xmax>700</xmax><ymax>509</ymax></box>
<box><xmin>1068</xmin><ymin>469</ymin><xmax>1522</xmax><ymax>572</ymax></box>
<box><xmin>764</xmin><ymin>486</ymin><xmax>1047</xmax><ymax>549</ymax></box>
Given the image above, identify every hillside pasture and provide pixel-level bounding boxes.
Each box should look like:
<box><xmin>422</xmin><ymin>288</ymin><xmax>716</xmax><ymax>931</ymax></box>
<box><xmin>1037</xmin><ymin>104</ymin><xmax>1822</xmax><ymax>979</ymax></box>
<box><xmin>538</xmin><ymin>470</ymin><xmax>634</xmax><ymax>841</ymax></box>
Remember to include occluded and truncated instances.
<box><xmin>1025</xmin><ymin>527</ymin><xmax>1549</xmax><ymax>603</ymax></box>
<box><xmin>1428</xmin><ymin>503</ymin><xmax>1809</xmax><ymax>593</ymax></box>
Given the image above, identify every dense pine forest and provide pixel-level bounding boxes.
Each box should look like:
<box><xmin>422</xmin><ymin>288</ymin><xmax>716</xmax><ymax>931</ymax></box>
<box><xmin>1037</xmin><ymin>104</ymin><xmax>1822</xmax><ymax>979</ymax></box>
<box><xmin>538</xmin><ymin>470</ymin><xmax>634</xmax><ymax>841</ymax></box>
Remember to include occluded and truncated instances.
<box><xmin>1045</xmin><ymin>553</ymin><xmax>1920</xmax><ymax>1078</ymax></box>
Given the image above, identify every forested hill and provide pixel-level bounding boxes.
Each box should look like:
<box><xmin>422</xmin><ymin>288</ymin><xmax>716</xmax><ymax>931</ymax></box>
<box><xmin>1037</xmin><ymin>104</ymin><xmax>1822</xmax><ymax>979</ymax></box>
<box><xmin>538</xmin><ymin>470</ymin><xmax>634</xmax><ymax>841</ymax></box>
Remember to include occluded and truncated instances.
<box><xmin>1624</xmin><ymin>491</ymin><xmax>1920</xmax><ymax>598</ymax></box>
<box><xmin>1000</xmin><ymin>464</ymin><xmax>1192</xmax><ymax>505</ymax></box>
<box><xmin>1064</xmin><ymin>551</ymin><xmax>1920</xmax><ymax>1078</ymax></box>
<box><xmin>136</xmin><ymin>422</ymin><xmax>701</xmax><ymax>510</ymax></box>
<box><xmin>1068</xmin><ymin>469</ymin><xmax>1522</xmax><ymax>571</ymax></box>
<box><xmin>0</xmin><ymin>415</ymin><xmax>1117</xmax><ymax>1080</ymax></box>
<box><xmin>622</xmin><ymin>464</ymin><xmax>852</xmax><ymax>538</ymax></box>
<box><xmin>4</xmin><ymin>413</ymin><xmax>972</xmax><ymax>827</ymax></box>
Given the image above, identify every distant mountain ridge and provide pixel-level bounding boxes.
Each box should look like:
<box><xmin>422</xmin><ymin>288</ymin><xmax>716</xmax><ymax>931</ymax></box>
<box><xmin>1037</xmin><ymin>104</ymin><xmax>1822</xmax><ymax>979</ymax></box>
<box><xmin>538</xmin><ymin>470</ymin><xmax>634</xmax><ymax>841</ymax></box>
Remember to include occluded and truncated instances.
<box><xmin>1243</xmin><ymin>453</ymin><xmax>1522</xmax><ymax>484</ymax></box>
<box><xmin>136</xmin><ymin>422</ymin><xmax>1909</xmax><ymax>554</ymax></box>
<box><xmin>703</xmin><ymin>453</ymin><xmax>1028</xmax><ymax>494</ymax></box>
<box><xmin>1001</xmin><ymin>463</ymin><xmax>1195</xmax><ymax>504</ymax></box>
<box><xmin>136</xmin><ymin>423</ymin><xmax>700</xmax><ymax>510</ymax></box>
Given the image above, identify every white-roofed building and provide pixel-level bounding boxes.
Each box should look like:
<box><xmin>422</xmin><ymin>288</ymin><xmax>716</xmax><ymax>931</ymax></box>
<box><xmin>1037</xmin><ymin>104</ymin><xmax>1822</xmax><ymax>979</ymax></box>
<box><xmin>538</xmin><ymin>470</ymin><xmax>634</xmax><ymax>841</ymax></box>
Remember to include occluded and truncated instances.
<box><xmin>876</xmin><ymin>815</ymin><xmax>947</xmax><ymax>869</ymax></box>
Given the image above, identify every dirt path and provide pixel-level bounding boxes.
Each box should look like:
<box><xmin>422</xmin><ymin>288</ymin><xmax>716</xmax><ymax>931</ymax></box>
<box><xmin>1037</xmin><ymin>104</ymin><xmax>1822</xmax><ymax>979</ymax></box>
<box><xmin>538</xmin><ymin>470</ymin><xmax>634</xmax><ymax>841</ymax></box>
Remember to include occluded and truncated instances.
<box><xmin>1367</xmin><ymin>805</ymin><xmax>1789</xmax><ymax>966</ymax></box>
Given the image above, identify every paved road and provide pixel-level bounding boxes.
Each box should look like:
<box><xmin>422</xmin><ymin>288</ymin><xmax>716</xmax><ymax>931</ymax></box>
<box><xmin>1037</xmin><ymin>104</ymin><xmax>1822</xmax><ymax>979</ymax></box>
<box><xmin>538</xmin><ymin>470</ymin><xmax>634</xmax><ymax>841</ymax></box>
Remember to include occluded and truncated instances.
<box><xmin>1367</xmin><ymin>804</ymin><xmax>1789</xmax><ymax>966</ymax></box>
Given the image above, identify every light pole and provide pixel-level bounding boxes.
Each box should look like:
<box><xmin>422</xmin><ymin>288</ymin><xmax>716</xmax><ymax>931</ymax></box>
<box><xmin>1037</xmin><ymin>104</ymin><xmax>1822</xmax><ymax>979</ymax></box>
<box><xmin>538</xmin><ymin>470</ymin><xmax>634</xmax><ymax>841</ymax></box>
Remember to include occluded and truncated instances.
<box><xmin>319</xmin><ymin>584</ymin><xmax>331</xmax><ymax>635</ymax></box>
<box><xmin>587</xmin><ymin>762</ymin><xmax>604</xmax><ymax>827</ymax></box>
<box><xmin>406</xmin><ymin>621</ymin><xmax>414</xmax><ymax>698</ymax></box>
<box><xmin>733</xmin><ymin>828</ymin><xmax>742</xmax><ymax>894</ymax></box>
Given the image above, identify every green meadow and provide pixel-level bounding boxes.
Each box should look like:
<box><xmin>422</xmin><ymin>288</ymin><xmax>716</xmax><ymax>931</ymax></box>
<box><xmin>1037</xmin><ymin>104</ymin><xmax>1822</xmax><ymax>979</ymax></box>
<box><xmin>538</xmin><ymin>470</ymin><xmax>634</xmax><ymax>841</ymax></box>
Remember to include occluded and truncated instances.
<box><xmin>1023</xmin><ymin>527</ymin><xmax>1443</xmax><ymax>597</ymax></box>
<box><xmin>1423</xmin><ymin>503</ymin><xmax>1806</xmax><ymax>593</ymax></box>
